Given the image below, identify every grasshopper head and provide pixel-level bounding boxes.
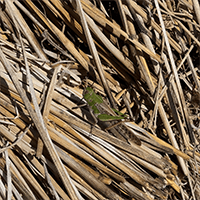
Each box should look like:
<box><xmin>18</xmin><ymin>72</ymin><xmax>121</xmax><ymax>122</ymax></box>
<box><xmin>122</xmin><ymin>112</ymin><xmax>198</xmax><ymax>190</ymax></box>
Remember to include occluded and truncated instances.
<box><xmin>83</xmin><ymin>87</ymin><xmax>93</xmax><ymax>98</ymax></box>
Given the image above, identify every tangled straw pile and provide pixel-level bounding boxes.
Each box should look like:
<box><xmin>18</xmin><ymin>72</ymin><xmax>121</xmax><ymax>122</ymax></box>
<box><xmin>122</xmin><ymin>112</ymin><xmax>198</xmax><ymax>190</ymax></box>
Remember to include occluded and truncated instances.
<box><xmin>0</xmin><ymin>0</ymin><xmax>200</xmax><ymax>199</ymax></box>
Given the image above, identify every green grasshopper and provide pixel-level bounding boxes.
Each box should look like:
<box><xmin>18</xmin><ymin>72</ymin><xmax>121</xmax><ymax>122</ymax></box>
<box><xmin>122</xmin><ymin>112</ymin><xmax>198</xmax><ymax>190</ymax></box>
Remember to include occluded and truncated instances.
<box><xmin>83</xmin><ymin>87</ymin><xmax>141</xmax><ymax>145</ymax></box>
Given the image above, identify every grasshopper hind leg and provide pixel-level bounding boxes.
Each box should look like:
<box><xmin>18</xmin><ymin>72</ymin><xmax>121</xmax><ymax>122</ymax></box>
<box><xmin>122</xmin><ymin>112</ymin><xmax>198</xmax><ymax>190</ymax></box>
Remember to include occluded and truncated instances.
<box><xmin>105</xmin><ymin>121</ymin><xmax>141</xmax><ymax>145</ymax></box>
<box><xmin>127</xmin><ymin>133</ymin><xmax>141</xmax><ymax>146</ymax></box>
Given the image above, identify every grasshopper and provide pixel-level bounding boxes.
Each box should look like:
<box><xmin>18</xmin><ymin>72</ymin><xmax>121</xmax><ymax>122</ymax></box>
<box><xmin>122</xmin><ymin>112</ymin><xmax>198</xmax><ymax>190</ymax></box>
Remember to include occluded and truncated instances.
<box><xmin>83</xmin><ymin>87</ymin><xmax>141</xmax><ymax>145</ymax></box>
